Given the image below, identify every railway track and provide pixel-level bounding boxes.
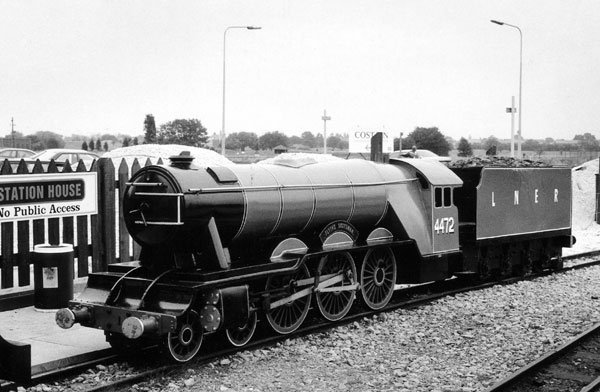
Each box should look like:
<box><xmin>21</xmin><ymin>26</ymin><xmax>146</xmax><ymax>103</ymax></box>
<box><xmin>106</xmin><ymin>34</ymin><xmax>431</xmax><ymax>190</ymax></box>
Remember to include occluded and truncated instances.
<box><xmin>563</xmin><ymin>250</ymin><xmax>600</xmax><ymax>266</ymax></box>
<box><xmin>484</xmin><ymin>323</ymin><xmax>600</xmax><ymax>392</ymax></box>
<box><xmin>2</xmin><ymin>250</ymin><xmax>600</xmax><ymax>392</ymax></box>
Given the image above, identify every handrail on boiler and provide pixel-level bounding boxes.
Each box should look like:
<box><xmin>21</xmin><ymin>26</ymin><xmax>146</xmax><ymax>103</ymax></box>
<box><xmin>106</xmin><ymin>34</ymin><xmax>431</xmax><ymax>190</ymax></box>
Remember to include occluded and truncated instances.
<box><xmin>188</xmin><ymin>178</ymin><xmax>417</xmax><ymax>194</ymax></box>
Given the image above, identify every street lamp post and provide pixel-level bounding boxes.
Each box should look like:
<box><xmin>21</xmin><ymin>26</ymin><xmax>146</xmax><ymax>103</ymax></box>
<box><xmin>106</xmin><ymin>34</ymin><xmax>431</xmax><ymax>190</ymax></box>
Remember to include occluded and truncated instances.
<box><xmin>491</xmin><ymin>19</ymin><xmax>523</xmax><ymax>158</ymax></box>
<box><xmin>221</xmin><ymin>25</ymin><xmax>261</xmax><ymax>156</ymax></box>
<box><xmin>506</xmin><ymin>96</ymin><xmax>516</xmax><ymax>157</ymax></box>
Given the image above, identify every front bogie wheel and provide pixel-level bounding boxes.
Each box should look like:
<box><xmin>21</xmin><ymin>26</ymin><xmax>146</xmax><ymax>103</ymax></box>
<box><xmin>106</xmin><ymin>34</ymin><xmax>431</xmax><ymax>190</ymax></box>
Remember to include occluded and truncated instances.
<box><xmin>225</xmin><ymin>311</ymin><xmax>258</xmax><ymax>347</ymax></box>
<box><xmin>163</xmin><ymin>310</ymin><xmax>203</xmax><ymax>363</ymax></box>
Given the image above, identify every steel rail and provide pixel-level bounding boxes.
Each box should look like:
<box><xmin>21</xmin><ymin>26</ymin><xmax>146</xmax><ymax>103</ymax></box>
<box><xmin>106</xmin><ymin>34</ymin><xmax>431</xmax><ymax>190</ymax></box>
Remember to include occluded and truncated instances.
<box><xmin>562</xmin><ymin>249</ymin><xmax>600</xmax><ymax>261</ymax></box>
<box><xmin>483</xmin><ymin>322</ymin><xmax>600</xmax><ymax>392</ymax></box>
<box><xmin>2</xmin><ymin>251</ymin><xmax>600</xmax><ymax>392</ymax></box>
<box><xmin>581</xmin><ymin>376</ymin><xmax>600</xmax><ymax>392</ymax></box>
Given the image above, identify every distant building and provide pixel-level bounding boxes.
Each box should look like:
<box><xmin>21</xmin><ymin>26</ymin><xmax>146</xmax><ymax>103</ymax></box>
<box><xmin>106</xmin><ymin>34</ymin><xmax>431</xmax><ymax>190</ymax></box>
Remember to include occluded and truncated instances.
<box><xmin>273</xmin><ymin>145</ymin><xmax>288</xmax><ymax>154</ymax></box>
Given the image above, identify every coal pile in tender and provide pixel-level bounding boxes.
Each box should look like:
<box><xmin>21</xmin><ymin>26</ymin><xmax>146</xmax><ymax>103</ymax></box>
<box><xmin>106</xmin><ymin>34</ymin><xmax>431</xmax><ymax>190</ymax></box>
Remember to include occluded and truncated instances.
<box><xmin>449</xmin><ymin>156</ymin><xmax>552</xmax><ymax>168</ymax></box>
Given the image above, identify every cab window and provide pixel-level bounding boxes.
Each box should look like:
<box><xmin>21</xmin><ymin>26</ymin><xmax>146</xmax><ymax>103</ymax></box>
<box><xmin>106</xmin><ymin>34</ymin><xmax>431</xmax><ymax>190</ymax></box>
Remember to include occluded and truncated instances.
<box><xmin>444</xmin><ymin>187</ymin><xmax>452</xmax><ymax>207</ymax></box>
<box><xmin>434</xmin><ymin>187</ymin><xmax>443</xmax><ymax>207</ymax></box>
<box><xmin>434</xmin><ymin>186</ymin><xmax>453</xmax><ymax>208</ymax></box>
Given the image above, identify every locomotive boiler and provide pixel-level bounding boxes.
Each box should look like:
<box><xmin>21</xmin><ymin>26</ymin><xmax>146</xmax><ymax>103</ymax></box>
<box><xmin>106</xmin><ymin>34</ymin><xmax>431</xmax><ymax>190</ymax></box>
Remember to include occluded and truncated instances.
<box><xmin>123</xmin><ymin>153</ymin><xmax>460</xmax><ymax>271</ymax></box>
<box><xmin>55</xmin><ymin>152</ymin><xmax>573</xmax><ymax>362</ymax></box>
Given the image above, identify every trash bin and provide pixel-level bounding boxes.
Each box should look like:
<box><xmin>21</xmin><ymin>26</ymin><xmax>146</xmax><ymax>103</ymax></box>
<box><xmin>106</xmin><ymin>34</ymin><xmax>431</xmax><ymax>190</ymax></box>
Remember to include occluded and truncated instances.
<box><xmin>33</xmin><ymin>244</ymin><xmax>74</xmax><ymax>310</ymax></box>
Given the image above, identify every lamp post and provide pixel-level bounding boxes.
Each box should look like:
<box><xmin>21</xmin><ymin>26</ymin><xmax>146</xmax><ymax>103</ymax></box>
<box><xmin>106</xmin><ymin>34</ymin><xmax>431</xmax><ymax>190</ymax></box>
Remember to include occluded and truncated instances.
<box><xmin>491</xmin><ymin>19</ymin><xmax>523</xmax><ymax>158</ymax></box>
<box><xmin>506</xmin><ymin>96</ymin><xmax>516</xmax><ymax>157</ymax></box>
<box><xmin>221</xmin><ymin>25</ymin><xmax>261</xmax><ymax>156</ymax></box>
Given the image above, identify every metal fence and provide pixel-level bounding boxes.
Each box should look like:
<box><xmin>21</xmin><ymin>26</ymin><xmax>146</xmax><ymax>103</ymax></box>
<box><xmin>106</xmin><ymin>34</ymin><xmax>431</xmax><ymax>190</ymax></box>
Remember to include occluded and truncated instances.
<box><xmin>0</xmin><ymin>157</ymin><xmax>161</xmax><ymax>299</ymax></box>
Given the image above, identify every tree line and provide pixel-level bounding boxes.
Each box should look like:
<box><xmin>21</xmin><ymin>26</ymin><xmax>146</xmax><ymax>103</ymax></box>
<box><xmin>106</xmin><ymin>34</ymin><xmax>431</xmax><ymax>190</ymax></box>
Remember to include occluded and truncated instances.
<box><xmin>141</xmin><ymin>114</ymin><xmax>348</xmax><ymax>151</ymax></box>
<box><xmin>224</xmin><ymin>131</ymin><xmax>348</xmax><ymax>151</ymax></box>
<box><xmin>455</xmin><ymin>132</ymin><xmax>600</xmax><ymax>157</ymax></box>
<box><xmin>81</xmin><ymin>138</ymin><xmax>117</xmax><ymax>152</ymax></box>
<box><xmin>5</xmin><ymin>114</ymin><xmax>599</xmax><ymax>156</ymax></box>
<box><xmin>142</xmin><ymin>116</ymin><xmax>207</xmax><ymax>147</ymax></box>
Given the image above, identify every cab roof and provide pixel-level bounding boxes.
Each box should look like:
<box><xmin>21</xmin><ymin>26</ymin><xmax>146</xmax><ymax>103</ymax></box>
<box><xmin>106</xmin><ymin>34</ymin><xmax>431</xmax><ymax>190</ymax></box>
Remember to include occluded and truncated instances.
<box><xmin>389</xmin><ymin>157</ymin><xmax>463</xmax><ymax>187</ymax></box>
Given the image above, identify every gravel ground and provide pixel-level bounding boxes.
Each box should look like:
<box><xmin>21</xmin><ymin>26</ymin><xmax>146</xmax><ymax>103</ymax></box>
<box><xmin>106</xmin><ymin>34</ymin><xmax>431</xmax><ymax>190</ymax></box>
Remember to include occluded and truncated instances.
<box><xmin>155</xmin><ymin>267</ymin><xmax>600</xmax><ymax>392</ymax></box>
<box><xmin>18</xmin><ymin>265</ymin><xmax>599</xmax><ymax>392</ymax></box>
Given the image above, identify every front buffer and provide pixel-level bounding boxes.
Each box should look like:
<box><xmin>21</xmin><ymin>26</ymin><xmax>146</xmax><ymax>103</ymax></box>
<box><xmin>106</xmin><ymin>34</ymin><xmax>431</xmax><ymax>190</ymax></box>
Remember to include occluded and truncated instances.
<box><xmin>55</xmin><ymin>264</ymin><xmax>251</xmax><ymax>362</ymax></box>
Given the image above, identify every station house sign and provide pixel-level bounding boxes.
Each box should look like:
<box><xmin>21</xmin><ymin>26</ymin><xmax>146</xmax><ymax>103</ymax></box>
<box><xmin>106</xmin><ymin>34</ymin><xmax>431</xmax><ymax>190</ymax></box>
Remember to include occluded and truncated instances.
<box><xmin>0</xmin><ymin>172</ymin><xmax>98</xmax><ymax>221</ymax></box>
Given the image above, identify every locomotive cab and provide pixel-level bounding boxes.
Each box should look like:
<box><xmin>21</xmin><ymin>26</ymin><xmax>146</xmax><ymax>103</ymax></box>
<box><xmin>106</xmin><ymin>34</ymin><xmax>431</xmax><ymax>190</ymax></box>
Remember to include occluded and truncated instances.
<box><xmin>387</xmin><ymin>157</ymin><xmax>463</xmax><ymax>282</ymax></box>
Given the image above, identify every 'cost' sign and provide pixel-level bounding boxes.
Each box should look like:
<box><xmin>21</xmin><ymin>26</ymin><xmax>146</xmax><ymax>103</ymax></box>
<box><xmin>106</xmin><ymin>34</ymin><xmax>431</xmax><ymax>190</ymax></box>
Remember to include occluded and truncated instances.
<box><xmin>349</xmin><ymin>131</ymin><xmax>393</xmax><ymax>153</ymax></box>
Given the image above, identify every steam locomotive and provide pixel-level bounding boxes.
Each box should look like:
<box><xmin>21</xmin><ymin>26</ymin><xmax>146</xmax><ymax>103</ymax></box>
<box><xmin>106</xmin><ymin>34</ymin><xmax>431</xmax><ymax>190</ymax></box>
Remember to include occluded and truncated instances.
<box><xmin>56</xmin><ymin>153</ymin><xmax>573</xmax><ymax>362</ymax></box>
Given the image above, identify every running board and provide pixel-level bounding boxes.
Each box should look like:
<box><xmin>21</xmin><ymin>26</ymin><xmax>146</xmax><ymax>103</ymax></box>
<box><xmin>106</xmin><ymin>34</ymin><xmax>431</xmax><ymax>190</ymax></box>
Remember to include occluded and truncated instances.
<box><xmin>394</xmin><ymin>282</ymin><xmax>432</xmax><ymax>290</ymax></box>
<box><xmin>393</xmin><ymin>276</ymin><xmax>457</xmax><ymax>291</ymax></box>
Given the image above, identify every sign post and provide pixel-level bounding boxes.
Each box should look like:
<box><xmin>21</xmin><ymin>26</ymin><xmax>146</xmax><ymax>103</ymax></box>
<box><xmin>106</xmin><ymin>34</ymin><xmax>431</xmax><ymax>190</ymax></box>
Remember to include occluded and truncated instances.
<box><xmin>370</xmin><ymin>132</ymin><xmax>384</xmax><ymax>163</ymax></box>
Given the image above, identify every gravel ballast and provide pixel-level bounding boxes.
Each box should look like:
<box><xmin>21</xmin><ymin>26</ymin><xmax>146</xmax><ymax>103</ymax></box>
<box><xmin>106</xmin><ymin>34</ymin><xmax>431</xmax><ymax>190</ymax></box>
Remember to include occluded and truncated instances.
<box><xmin>60</xmin><ymin>265</ymin><xmax>599</xmax><ymax>392</ymax></box>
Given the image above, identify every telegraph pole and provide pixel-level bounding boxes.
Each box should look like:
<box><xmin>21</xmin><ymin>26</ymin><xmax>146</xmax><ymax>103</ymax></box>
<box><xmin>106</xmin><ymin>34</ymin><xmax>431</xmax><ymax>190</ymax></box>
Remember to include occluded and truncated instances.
<box><xmin>321</xmin><ymin>110</ymin><xmax>331</xmax><ymax>154</ymax></box>
<box><xmin>11</xmin><ymin>117</ymin><xmax>15</xmax><ymax>148</ymax></box>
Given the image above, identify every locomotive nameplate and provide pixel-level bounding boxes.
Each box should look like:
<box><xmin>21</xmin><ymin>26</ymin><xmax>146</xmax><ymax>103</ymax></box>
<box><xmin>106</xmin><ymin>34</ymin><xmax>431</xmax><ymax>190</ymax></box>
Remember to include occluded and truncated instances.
<box><xmin>319</xmin><ymin>220</ymin><xmax>358</xmax><ymax>244</ymax></box>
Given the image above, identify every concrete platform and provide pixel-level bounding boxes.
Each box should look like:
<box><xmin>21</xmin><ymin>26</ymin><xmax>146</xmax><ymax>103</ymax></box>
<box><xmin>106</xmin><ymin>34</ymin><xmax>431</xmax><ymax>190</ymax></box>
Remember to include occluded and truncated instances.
<box><xmin>0</xmin><ymin>305</ymin><xmax>110</xmax><ymax>367</ymax></box>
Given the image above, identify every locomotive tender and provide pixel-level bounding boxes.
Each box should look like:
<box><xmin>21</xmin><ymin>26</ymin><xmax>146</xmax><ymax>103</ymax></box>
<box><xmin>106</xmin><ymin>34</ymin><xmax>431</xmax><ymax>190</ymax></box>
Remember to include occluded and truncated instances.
<box><xmin>56</xmin><ymin>153</ymin><xmax>573</xmax><ymax>362</ymax></box>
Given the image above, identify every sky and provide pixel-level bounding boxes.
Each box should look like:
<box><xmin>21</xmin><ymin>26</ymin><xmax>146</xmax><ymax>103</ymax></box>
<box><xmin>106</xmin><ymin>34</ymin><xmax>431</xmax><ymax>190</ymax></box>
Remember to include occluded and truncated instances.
<box><xmin>1</xmin><ymin>0</ymin><xmax>599</xmax><ymax>142</ymax></box>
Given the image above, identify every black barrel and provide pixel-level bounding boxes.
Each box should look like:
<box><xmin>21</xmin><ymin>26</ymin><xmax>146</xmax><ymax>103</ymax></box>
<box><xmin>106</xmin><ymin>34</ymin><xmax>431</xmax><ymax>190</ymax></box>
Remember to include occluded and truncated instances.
<box><xmin>33</xmin><ymin>244</ymin><xmax>74</xmax><ymax>310</ymax></box>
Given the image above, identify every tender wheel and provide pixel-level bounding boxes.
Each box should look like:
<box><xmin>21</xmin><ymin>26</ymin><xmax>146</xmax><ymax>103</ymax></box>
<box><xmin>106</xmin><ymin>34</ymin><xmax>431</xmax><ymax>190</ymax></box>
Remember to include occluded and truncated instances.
<box><xmin>163</xmin><ymin>310</ymin><xmax>203</xmax><ymax>362</ymax></box>
<box><xmin>478</xmin><ymin>247</ymin><xmax>491</xmax><ymax>280</ymax></box>
<box><xmin>550</xmin><ymin>255</ymin><xmax>564</xmax><ymax>270</ymax></box>
<box><xmin>361</xmin><ymin>247</ymin><xmax>397</xmax><ymax>310</ymax></box>
<box><xmin>316</xmin><ymin>252</ymin><xmax>357</xmax><ymax>321</ymax></box>
<box><xmin>266</xmin><ymin>264</ymin><xmax>312</xmax><ymax>334</ymax></box>
<box><xmin>521</xmin><ymin>247</ymin><xmax>533</xmax><ymax>276</ymax></box>
<box><xmin>225</xmin><ymin>311</ymin><xmax>258</xmax><ymax>347</ymax></box>
<box><xmin>500</xmin><ymin>245</ymin><xmax>515</xmax><ymax>278</ymax></box>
